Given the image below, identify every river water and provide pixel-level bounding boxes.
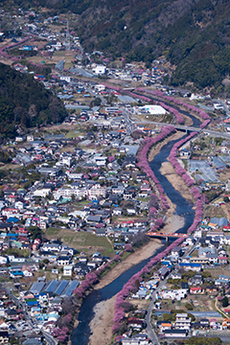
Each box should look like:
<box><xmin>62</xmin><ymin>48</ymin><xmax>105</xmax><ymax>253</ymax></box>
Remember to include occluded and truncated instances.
<box><xmin>71</xmin><ymin>114</ymin><xmax>201</xmax><ymax>345</ymax></box>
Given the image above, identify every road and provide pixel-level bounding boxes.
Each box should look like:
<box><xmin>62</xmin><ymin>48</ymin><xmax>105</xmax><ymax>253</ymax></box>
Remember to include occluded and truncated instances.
<box><xmin>122</xmin><ymin>108</ymin><xmax>135</xmax><ymax>135</ymax></box>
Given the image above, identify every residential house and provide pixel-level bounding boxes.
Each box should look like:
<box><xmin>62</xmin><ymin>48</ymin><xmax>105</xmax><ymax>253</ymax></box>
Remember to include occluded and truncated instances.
<box><xmin>190</xmin><ymin>287</ymin><xmax>202</xmax><ymax>294</ymax></box>
<box><xmin>63</xmin><ymin>265</ymin><xmax>73</xmax><ymax>276</ymax></box>
<box><xmin>56</xmin><ymin>256</ymin><xmax>71</xmax><ymax>266</ymax></box>
<box><xmin>219</xmin><ymin>256</ymin><xmax>228</xmax><ymax>265</ymax></box>
<box><xmin>127</xmin><ymin>317</ymin><xmax>145</xmax><ymax>331</ymax></box>
<box><xmin>175</xmin><ymin>313</ymin><xmax>191</xmax><ymax>330</ymax></box>
<box><xmin>164</xmin><ymin>329</ymin><xmax>188</xmax><ymax>338</ymax></box>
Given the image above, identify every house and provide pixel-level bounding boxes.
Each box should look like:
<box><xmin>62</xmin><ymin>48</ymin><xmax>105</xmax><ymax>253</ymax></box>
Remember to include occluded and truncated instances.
<box><xmin>112</xmin><ymin>207</ymin><xmax>122</xmax><ymax>216</ymax></box>
<box><xmin>0</xmin><ymin>331</ymin><xmax>9</xmax><ymax>344</ymax></box>
<box><xmin>159</xmin><ymin>322</ymin><xmax>172</xmax><ymax>333</ymax></box>
<box><xmin>175</xmin><ymin>313</ymin><xmax>191</xmax><ymax>330</ymax></box>
<box><xmin>171</xmin><ymin>273</ymin><xmax>182</xmax><ymax>280</ymax></box>
<box><xmin>171</xmin><ymin>246</ymin><xmax>183</xmax><ymax>257</ymax></box>
<box><xmin>136</xmin><ymin>289</ymin><xmax>147</xmax><ymax>299</ymax></box>
<box><xmin>209</xmin><ymin>318</ymin><xmax>218</xmax><ymax>329</ymax></box>
<box><xmin>200</xmin><ymin>318</ymin><xmax>209</xmax><ymax>328</ymax></box>
<box><xmin>219</xmin><ymin>256</ymin><xmax>228</xmax><ymax>265</ymax></box>
<box><xmin>56</xmin><ymin>256</ymin><xmax>71</xmax><ymax>266</ymax></box>
<box><xmin>41</xmin><ymin>243</ymin><xmax>61</xmax><ymax>252</ymax></box>
<box><xmin>158</xmin><ymin>266</ymin><xmax>170</xmax><ymax>279</ymax></box>
<box><xmin>127</xmin><ymin>316</ymin><xmax>145</xmax><ymax>330</ymax></box>
<box><xmin>164</xmin><ymin>329</ymin><xmax>188</xmax><ymax>337</ymax></box>
<box><xmin>190</xmin><ymin>287</ymin><xmax>202</xmax><ymax>294</ymax></box>
<box><xmin>189</xmin><ymin>274</ymin><xmax>203</xmax><ymax>286</ymax></box>
<box><xmin>215</xmin><ymin>275</ymin><xmax>230</xmax><ymax>286</ymax></box>
<box><xmin>63</xmin><ymin>265</ymin><xmax>73</xmax><ymax>276</ymax></box>
<box><xmin>206</xmin><ymin>286</ymin><xmax>218</xmax><ymax>294</ymax></box>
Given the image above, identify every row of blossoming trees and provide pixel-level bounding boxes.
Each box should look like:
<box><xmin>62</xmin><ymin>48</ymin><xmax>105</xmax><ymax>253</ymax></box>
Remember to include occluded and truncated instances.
<box><xmin>136</xmin><ymin>125</ymin><xmax>175</xmax><ymax>213</ymax></box>
<box><xmin>112</xmin><ymin>134</ymin><xmax>204</xmax><ymax>341</ymax></box>
<box><xmin>112</xmin><ymin>103</ymin><xmax>208</xmax><ymax>340</ymax></box>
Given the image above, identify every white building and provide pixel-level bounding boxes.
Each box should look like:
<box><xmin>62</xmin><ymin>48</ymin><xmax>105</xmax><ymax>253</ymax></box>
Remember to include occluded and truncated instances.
<box><xmin>33</xmin><ymin>188</ymin><xmax>51</xmax><ymax>198</ymax></box>
<box><xmin>92</xmin><ymin>65</ymin><xmax>107</xmax><ymax>75</ymax></box>
<box><xmin>53</xmin><ymin>187</ymin><xmax>88</xmax><ymax>200</ymax></box>
<box><xmin>139</xmin><ymin>105</ymin><xmax>166</xmax><ymax>115</ymax></box>
<box><xmin>88</xmin><ymin>185</ymin><xmax>107</xmax><ymax>199</ymax></box>
<box><xmin>95</xmin><ymin>84</ymin><xmax>105</xmax><ymax>92</ymax></box>
<box><xmin>63</xmin><ymin>265</ymin><xmax>73</xmax><ymax>276</ymax></box>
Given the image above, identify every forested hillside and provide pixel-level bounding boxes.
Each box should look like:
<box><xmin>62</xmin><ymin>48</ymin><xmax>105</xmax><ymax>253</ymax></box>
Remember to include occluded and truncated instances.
<box><xmin>0</xmin><ymin>63</ymin><xmax>67</xmax><ymax>139</ymax></box>
<box><xmin>2</xmin><ymin>0</ymin><xmax>230</xmax><ymax>89</ymax></box>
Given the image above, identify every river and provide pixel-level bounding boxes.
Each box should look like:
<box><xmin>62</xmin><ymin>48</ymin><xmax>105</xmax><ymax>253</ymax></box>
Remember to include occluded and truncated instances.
<box><xmin>71</xmin><ymin>114</ymin><xmax>201</xmax><ymax>345</ymax></box>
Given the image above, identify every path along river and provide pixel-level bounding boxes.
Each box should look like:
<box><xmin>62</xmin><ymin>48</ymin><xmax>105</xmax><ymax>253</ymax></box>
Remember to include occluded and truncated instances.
<box><xmin>71</xmin><ymin>113</ymin><xmax>201</xmax><ymax>345</ymax></box>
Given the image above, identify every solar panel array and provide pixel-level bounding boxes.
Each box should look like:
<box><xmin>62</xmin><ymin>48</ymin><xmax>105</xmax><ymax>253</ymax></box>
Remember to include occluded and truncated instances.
<box><xmin>43</xmin><ymin>280</ymin><xmax>59</xmax><ymax>293</ymax></box>
<box><xmin>30</xmin><ymin>282</ymin><xmax>45</xmax><ymax>294</ymax></box>
<box><xmin>30</xmin><ymin>279</ymin><xmax>79</xmax><ymax>297</ymax></box>
<box><xmin>189</xmin><ymin>160</ymin><xmax>219</xmax><ymax>182</ymax></box>
<box><xmin>61</xmin><ymin>280</ymin><xmax>79</xmax><ymax>297</ymax></box>
<box><xmin>54</xmin><ymin>280</ymin><xmax>69</xmax><ymax>295</ymax></box>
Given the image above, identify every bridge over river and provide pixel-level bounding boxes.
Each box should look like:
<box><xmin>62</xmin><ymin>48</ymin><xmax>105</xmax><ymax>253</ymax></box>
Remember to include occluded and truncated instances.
<box><xmin>135</xmin><ymin>119</ymin><xmax>230</xmax><ymax>139</ymax></box>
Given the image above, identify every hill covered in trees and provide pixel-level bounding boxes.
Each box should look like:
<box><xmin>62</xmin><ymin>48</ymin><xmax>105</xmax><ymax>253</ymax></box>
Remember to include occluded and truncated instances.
<box><xmin>0</xmin><ymin>63</ymin><xmax>67</xmax><ymax>139</ymax></box>
<box><xmin>6</xmin><ymin>0</ymin><xmax>230</xmax><ymax>90</ymax></box>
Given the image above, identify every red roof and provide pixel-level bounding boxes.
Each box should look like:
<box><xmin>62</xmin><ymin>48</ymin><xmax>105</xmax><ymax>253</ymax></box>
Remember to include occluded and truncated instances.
<box><xmin>128</xmin><ymin>317</ymin><xmax>143</xmax><ymax>324</ymax></box>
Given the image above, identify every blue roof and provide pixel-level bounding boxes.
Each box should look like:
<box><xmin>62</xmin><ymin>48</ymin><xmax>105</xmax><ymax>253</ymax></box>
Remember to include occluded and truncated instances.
<box><xmin>39</xmin><ymin>292</ymin><xmax>47</xmax><ymax>296</ymax></box>
<box><xmin>26</xmin><ymin>301</ymin><xmax>39</xmax><ymax>306</ymax></box>
<box><xmin>6</xmin><ymin>218</ymin><xmax>19</xmax><ymax>223</ymax></box>
<box><xmin>11</xmin><ymin>270</ymin><xmax>23</xmax><ymax>275</ymax></box>
<box><xmin>179</xmin><ymin>263</ymin><xmax>201</xmax><ymax>267</ymax></box>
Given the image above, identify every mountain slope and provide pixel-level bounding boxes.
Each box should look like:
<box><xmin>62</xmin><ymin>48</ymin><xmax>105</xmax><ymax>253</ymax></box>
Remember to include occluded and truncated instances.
<box><xmin>3</xmin><ymin>0</ymin><xmax>230</xmax><ymax>89</ymax></box>
<box><xmin>0</xmin><ymin>63</ymin><xmax>67</xmax><ymax>139</ymax></box>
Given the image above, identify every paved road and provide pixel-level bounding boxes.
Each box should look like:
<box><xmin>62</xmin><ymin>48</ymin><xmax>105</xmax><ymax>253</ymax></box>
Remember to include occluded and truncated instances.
<box><xmin>122</xmin><ymin>108</ymin><xmax>135</xmax><ymax>135</ymax></box>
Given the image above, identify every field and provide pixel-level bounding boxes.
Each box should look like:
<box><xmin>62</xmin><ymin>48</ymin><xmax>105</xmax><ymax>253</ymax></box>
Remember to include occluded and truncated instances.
<box><xmin>45</xmin><ymin>227</ymin><xmax>115</xmax><ymax>257</ymax></box>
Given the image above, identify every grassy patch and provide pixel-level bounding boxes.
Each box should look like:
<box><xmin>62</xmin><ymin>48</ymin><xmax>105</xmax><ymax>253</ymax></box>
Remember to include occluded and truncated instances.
<box><xmin>46</xmin><ymin>227</ymin><xmax>60</xmax><ymax>236</ymax></box>
<box><xmin>45</xmin><ymin>228</ymin><xmax>114</xmax><ymax>256</ymax></box>
<box><xmin>65</xmin><ymin>130</ymin><xmax>81</xmax><ymax>139</ymax></box>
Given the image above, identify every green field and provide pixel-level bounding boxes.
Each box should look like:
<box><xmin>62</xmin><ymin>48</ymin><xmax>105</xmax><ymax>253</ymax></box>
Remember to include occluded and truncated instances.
<box><xmin>45</xmin><ymin>227</ymin><xmax>114</xmax><ymax>257</ymax></box>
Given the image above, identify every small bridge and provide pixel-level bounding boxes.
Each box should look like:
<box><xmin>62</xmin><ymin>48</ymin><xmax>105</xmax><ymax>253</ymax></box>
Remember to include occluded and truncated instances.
<box><xmin>146</xmin><ymin>231</ymin><xmax>188</xmax><ymax>241</ymax></box>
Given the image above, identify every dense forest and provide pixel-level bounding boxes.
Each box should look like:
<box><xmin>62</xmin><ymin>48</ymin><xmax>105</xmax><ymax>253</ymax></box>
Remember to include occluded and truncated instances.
<box><xmin>0</xmin><ymin>63</ymin><xmax>67</xmax><ymax>139</ymax></box>
<box><xmin>2</xmin><ymin>0</ymin><xmax>230</xmax><ymax>89</ymax></box>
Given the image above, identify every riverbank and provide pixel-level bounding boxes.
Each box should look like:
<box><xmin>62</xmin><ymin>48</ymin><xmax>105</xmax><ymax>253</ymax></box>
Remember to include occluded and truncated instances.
<box><xmin>160</xmin><ymin>161</ymin><xmax>194</xmax><ymax>204</ymax></box>
<box><xmin>148</xmin><ymin>130</ymin><xmax>183</xmax><ymax>162</ymax></box>
<box><xmin>88</xmin><ymin>296</ymin><xmax>115</xmax><ymax>345</ymax></box>
<box><xmin>87</xmin><ymin>130</ymin><xmax>186</xmax><ymax>345</ymax></box>
<box><xmin>94</xmin><ymin>239</ymin><xmax>162</xmax><ymax>291</ymax></box>
<box><xmin>88</xmin><ymin>239</ymin><xmax>162</xmax><ymax>345</ymax></box>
